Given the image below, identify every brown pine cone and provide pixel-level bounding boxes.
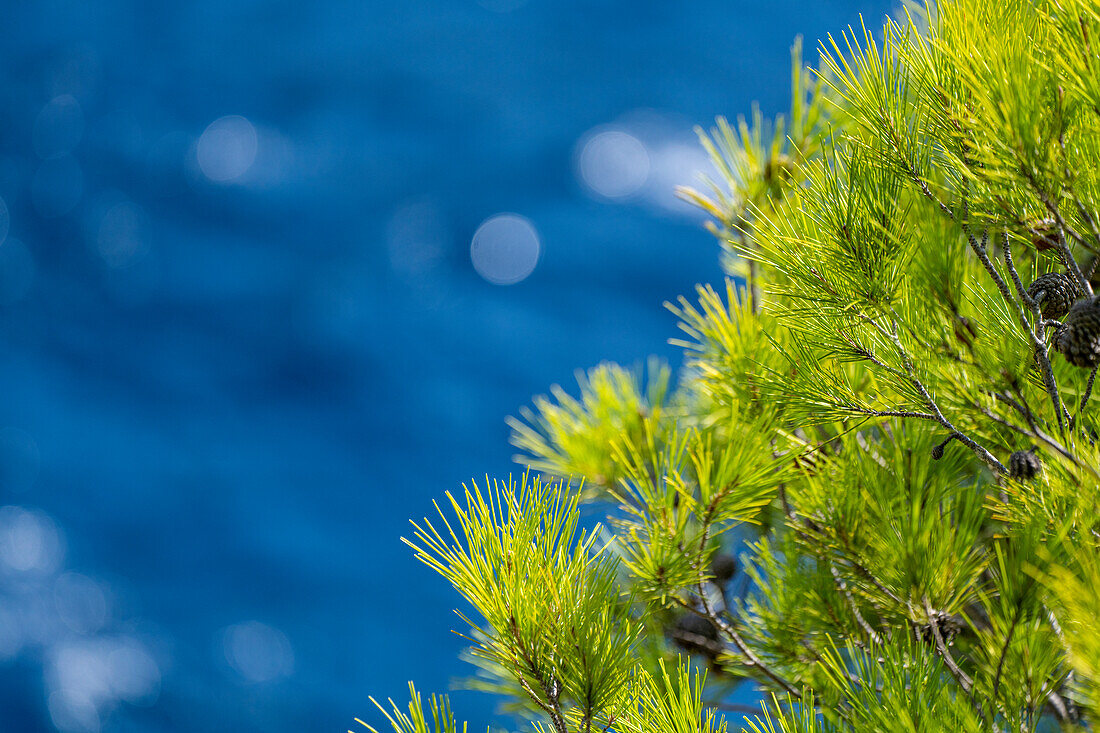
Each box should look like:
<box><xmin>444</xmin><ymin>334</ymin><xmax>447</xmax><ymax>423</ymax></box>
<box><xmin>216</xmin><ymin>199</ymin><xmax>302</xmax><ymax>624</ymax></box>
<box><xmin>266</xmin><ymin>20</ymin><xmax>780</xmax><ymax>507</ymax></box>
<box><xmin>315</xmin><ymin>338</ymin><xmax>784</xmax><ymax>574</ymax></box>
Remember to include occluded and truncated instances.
<box><xmin>1027</xmin><ymin>272</ymin><xmax>1080</xmax><ymax>320</ymax></box>
<box><xmin>1054</xmin><ymin>297</ymin><xmax>1100</xmax><ymax>367</ymax></box>
<box><xmin>710</xmin><ymin>553</ymin><xmax>737</xmax><ymax>585</ymax></box>
<box><xmin>918</xmin><ymin>609</ymin><xmax>966</xmax><ymax>645</ymax></box>
<box><xmin>1008</xmin><ymin>448</ymin><xmax>1041</xmax><ymax>480</ymax></box>
<box><xmin>931</xmin><ymin>433</ymin><xmax>957</xmax><ymax>460</ymax></box>
<box><xmin>671</xmin><ymin>614</ymin><xmax>721</xmax><ymax>659</ymax></box>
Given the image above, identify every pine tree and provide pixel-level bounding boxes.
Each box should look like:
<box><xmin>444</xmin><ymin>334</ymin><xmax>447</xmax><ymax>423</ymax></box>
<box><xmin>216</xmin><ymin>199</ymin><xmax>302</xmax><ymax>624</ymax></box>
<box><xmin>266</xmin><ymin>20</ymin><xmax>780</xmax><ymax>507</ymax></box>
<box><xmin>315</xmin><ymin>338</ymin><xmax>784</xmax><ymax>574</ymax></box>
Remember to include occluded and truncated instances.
<box><xmin>360</xmin><ymin>2</ymin><xmax>1100</xmax><ymax>731</ymax></box>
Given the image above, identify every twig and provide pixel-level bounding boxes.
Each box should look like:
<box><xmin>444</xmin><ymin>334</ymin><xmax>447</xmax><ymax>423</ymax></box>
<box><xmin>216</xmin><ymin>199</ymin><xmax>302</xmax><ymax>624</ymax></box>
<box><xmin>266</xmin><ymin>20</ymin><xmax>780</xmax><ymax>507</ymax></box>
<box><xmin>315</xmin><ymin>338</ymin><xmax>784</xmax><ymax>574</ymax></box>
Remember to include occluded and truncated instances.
<box><xmin>1046</xmin><ymin>691</ymin><xmax>1071</xmax><ymax>723</ymax></box>
<box><xmin>975</xmin><ymin>404</ymin><xmax>1073</xmax><ymax>463</ymax></box>
<box><xmin>926</xmin><ymin>619</ymin><xmax>973</xmax><ymax>693</ymax></box>
<box><xmin>851</xmin><ymin>408</ymin><xmax>937</xmax><ymax>420</ymax></box>
<box><xmin>884</xmin><ymin>117</ymin><xmax>956</xmax><ymax>222</ymax></box>
<box><xmin>1072</xmin><ymin>366</ymin><xmax>1098</xmax><ymax>431</ymax></box>
<box><xmin>1056</xmin><ymin>92</ymin><xmax>1100</xmax><ymax>258</ymax></box>
<box><xmin>855</xmin><ymin>309</ymin><xmax>1005</xmax><ymax>470</ymax></box>
<box><xmin>930</xmin><ymin>432</ymin><xmax>959</xmax><ymax>459</ymax></box>
<box><xmin>897</xmin><ymin>117</ymin><xmax>1083</xmax><ymax>429</ymax></box>
<box><xmin>683</xmin><ymin>490</ymin><xmax>803</xmax><ymax>698</ymax></box>
<box><xmin>840</xmin><ymin>554</ymin><xmax>906</xmax><ymax>608</ymax></box>
<box><xmin>1043</xmin><ymin>608</ymin><xmax>1079</xmax><ymax>723</ymax></box>
<box><xmin>886</xmin><ymin>318</ymin><xmax>1007</xmax><ymax>473</ymax></box>
<box><xmin>921</xmin><ymin>599</ymin><xmax>982</xmax><ymax>724</ymax></box>
<box><xmin>964</xmin><ymin>228</ymin><xmax>1066</xmax><ymax>431</ymax></box>
<box><xmin>1002</xmin><ymin>229</ymin><xmax>1074</xmax><ymax>430</ymax></box>
<box><xmin>668</xmin><ymin>627</ymin><xmax>729</xmax><ymax>659</ymax></box>
<box><xmin>544</xmin><ymin>677</ymin><xmax>569</xmax><ymax>733</ymax></box>
<box><xmin>1022</xmin><ymin>166</ymin><xmax>1099</xmax><ymax>280</ymax></box>
<box><xmin>830</xmin><ymin>563</ymin><xmax>883</xmax><ymax>644</ymax></box>
<box><xmin>674</xmin><ymin>597</ymin><xmax>802</xmax><ymax>698</ymax></box>
<box><xmin>509</xmin><ymin>616</ymin><xmax>570</xmax><ymax>733</ymax></box>
<box><xmin>1000</xmin><ymin>229</ymin><xmax>1032</xmax><ymax>308</ymax></box>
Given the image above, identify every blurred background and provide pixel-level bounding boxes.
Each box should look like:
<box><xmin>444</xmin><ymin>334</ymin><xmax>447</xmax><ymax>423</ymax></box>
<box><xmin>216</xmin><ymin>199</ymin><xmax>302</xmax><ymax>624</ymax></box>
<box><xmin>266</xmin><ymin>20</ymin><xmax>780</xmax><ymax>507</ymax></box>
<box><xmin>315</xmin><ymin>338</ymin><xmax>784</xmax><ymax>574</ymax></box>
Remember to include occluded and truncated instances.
<box><xmin>0</xmin><ymin>1</ymin><xmax>882</xmax><ymax>731</ymax></box>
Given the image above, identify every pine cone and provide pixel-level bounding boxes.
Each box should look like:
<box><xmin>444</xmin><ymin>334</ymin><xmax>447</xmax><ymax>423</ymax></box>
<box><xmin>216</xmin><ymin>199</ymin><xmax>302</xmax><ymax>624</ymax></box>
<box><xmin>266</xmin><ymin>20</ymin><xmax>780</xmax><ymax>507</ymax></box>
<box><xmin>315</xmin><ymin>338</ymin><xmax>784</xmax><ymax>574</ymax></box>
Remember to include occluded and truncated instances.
<box><xmin>931</xmin><ymin>433</ymin><xmax>957</xmax><ymax>460</ymax></box>
<box><xmin>1027</xmin><ymin>272</ymin><xmax>1080</xmax><ymax>320</ymax></box>
<box><xmin>671</xmin><ymin>614</ymin><xmax>720</xmax><ymax>658</ymax></box>
<box><xmin>919</xmin><ymin>610</ymin><xmax>966</xmax><ymax>645</ymax></box>
<box><xmin>1054</xmin><ymin>297</ymin><xmax>1100</xmax><ymax>367</ymax></box>
<box><xmin>1008</xmin><ymin>448</ymin><xmax>1041</xmax><ymax>480</ymax></box>
<box><xmin>710</xmin><ymin>553</ymin><xmax>737</xmax><ymax>585</ymax></box>
<box><xmin>1028</xmin><ymin>217</ymin><xmax>1060</xmax><ymax>251</ymax></box>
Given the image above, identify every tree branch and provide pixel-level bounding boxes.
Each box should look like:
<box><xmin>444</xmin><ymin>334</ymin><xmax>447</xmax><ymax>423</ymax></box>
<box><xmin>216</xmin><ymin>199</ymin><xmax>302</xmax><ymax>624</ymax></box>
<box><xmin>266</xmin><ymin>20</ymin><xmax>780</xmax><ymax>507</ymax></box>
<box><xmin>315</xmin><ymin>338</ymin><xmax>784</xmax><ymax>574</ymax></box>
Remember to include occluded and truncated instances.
<box><xmin>675</xmin><ymin>596</ymin><xmax>801</xmax><ymax>698</ymax></box>
<box><xmin>830</xmin><ymin>563</ymin><xmax>883</xmax><ymax>645</ymax></box>
<box><xmin>921</xmin><ymin>599</ymin><xmax>983</xmax><ymax>724</ymax></box>
<box><xmin>962</xmin><ymin>227</ymin><xmax>1067</xmax><ymax>431</ymax></box>
<box><xmin>885</xmin><ymin>318</ymin><xmax>1007</xmax><ymax>473</ymax></box>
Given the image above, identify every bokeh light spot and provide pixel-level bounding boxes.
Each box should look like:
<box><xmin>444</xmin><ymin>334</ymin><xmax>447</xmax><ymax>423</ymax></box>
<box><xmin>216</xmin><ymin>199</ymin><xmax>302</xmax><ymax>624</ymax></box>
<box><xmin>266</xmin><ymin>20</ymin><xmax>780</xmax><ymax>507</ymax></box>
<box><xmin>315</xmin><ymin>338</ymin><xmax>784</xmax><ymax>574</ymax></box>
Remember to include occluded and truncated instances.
<box><xmin>0</xmin><ymin>605</ymin><xmax>23</xmax><ymax>660</ymax></box>
<box><xmin>46</xmin><ymin>636</ymin><xmax>161</xmax><ymax>722</ymax></box>
<box><xmin>50</xmin><ymin>644</ymin><xmax>111</xmax><ymax>704</ymax></box>
<box><xmin>470</xmin><ymin>213</ymin><xmax>540</xmax><ymax>285</ymax></box>
<box><xmin>196</xmin><ymin>115</ymin><xmax>258</xmax><ymax>182</ymax></box>
<box><xmin>107</xmin><ymin>640</ymin><xmax>160</xmax><ymax>704</ymax></box>
<box><xmin>0</xmin><ymin>506</ymin><xmax>64</xmax><ymax>574</ymax></box>
<box><xmin>33</xmin><ymin>95</ymin><xmax>85</xmax><ymax>160</ymax></box>
<box><xmin>54</xmin><ymin>573</ymin><xmax>108</xmax><ymax>635</ymax></box>
<box><xmin>644</xmin><ymin>141</ymin><xmax>715</xmax><ymax>215</ymax></box>
<box><xmin>575</xmin><ymin>128</ymin><xmax>649</xmax><ymax>199</ymax></box>
<box><xmin>17</xmin><ymin>590</ymin><xmax>60</xmax><ymax>645</ymax></box>
<box><xmin>222</xmin><ymin>621</ymin><xmax>294</xmax><ymax>683</ymax></box>
<box><xmin>48</xmin><ymin>690</ymin><xmax>99</xmax><ymax>733</ymax></box>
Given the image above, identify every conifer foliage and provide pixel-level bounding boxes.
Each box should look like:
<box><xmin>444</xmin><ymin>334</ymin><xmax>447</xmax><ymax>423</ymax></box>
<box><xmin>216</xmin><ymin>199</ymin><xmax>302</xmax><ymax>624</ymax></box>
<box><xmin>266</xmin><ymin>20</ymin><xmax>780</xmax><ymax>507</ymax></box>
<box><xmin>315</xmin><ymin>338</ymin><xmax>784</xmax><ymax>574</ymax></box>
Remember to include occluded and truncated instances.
<box><xmin>362</xmin><ymin>2</ymin><xmax>1100</xmax><ymax>731</ymax></box>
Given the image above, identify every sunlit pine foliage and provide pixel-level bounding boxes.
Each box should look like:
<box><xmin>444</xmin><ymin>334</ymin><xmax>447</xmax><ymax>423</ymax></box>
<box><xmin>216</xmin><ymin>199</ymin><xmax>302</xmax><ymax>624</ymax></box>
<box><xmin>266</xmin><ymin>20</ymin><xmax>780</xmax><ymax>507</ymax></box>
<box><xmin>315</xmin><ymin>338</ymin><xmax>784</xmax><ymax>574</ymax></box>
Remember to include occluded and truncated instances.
<box><xmin>361</xmin><ymin>2</ymin><xmax>1100</xmax><ymax>732</ymax></box>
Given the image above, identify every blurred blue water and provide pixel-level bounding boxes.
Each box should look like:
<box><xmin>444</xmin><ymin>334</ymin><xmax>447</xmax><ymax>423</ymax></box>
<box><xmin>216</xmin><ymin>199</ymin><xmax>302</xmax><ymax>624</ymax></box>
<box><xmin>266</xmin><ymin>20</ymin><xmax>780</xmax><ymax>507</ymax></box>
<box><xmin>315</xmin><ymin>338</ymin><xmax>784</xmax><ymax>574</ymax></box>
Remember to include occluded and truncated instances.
<box><xmin>0</xmin><ymin>1</ymin><xmax>882</xmax><ymax>730</ymax></box>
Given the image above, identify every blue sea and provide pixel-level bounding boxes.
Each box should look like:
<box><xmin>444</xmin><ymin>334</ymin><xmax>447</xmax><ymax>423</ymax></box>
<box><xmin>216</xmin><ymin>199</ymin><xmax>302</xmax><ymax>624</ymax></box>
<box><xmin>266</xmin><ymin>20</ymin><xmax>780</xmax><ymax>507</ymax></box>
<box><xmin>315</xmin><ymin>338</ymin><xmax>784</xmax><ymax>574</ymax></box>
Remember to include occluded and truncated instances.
<box><xmin>0</xmin><ymin>1</ymin><xmax>882</xmax><ymax>730</ymax></box>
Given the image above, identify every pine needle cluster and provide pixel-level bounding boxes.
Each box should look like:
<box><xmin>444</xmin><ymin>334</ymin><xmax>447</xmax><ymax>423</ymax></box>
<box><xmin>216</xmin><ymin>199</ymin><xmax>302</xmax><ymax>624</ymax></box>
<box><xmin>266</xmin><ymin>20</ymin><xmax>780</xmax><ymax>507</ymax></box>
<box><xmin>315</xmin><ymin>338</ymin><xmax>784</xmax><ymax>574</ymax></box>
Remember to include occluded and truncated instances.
<box><xmin>362</xmin><ymin>2</ymin><xmax>1100</xmax><ymax>731</ymax></box>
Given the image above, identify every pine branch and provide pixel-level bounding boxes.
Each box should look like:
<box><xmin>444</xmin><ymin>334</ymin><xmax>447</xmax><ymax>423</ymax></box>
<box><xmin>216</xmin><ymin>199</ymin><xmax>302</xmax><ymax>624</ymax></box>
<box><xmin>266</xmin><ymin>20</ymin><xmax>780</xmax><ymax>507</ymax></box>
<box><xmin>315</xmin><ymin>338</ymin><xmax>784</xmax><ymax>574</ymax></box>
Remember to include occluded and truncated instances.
<box><xmin>967</xmin><ymin>225</ymin><xmax>1067</xmax><ymax>431</ymax></box>
<box><xmin>379</xmin><ymin>7</ymin><xmax>1100</xmax><ymax>733</ymax></box>
<box><xmin>885</xmin><ymin>317</ymin><xmax>1007</xmax><ymax>473</ymax></box>
<box><xmin>830</xmin><ymin>563</ymin><xmax>883</xmax><ymax>645</ymax></box>
<box><xmin>921</xmin><ymin>598</ymin><xmax>982</xmax><ymax>724</ymax></box>
<box><xmin>672</xmin><ymin>596</ymin><xmax>801</xmax><ymax>699</ymax></box>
